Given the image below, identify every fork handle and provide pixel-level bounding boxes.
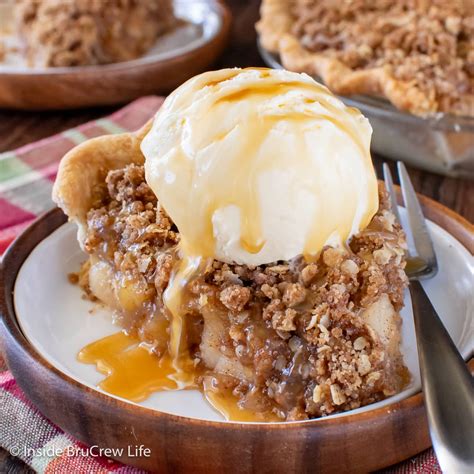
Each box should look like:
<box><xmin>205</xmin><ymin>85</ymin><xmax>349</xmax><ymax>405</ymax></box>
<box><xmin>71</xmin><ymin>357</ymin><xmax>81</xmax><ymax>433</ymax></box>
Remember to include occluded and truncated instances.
<box><xmin>409</xmin><ymin>280</ymin><xmax>474</xmax><ymax>472</ymax></box>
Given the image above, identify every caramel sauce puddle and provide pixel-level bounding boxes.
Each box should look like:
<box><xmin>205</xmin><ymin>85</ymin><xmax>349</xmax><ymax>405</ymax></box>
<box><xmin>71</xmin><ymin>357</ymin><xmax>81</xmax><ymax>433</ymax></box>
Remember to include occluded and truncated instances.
<box><xmin>78</xmin><ymin>332</ymin><xmax>180</xmax><ymax>402</ymax></box>
<box><xmin>78</xmin><ymin>331</ymin><xmax>273</xmax><ymax>421</ymax></box>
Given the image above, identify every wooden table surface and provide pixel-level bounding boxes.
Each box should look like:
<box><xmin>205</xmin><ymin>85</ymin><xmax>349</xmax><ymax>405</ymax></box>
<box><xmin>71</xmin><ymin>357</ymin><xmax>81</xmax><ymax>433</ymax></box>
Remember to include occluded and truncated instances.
<box><xmin>0</xmin><ymin>1</ymin><xmax>472</xmax><ymax>472</ymax></box>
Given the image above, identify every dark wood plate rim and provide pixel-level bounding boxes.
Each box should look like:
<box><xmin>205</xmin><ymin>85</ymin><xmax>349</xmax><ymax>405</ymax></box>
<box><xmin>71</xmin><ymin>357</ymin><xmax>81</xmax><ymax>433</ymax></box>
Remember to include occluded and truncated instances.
<box><xmin>0</xmin><ymin>194</ymin><xmax>472</xmax><ymax>472</ymax></box>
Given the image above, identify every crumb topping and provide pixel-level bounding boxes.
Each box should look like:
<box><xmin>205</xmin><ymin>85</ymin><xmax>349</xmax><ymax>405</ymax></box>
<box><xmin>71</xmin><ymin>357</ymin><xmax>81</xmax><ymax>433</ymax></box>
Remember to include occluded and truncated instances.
<box><xmin>82</xmin><ymin>164</ymin><xmax>409</xmax><ymax>420</ymax></box>
<box><xmin>291</xmin><ymin>0</ymin><xmax>474</xmax><ymax>115</ymax></box>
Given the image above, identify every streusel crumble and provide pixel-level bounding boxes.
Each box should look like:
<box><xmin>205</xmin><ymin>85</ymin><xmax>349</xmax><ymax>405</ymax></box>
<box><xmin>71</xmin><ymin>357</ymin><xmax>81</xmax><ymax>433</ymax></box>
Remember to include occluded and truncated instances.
<box><xmin>257</xmin><ymin>0</ymin><xmax>474</xmax><ymax>116</ymax></box>
<box><xmin>78</xmin><ymin>163</ymin><xmax>409</xmax><ymax>420</ymax></box>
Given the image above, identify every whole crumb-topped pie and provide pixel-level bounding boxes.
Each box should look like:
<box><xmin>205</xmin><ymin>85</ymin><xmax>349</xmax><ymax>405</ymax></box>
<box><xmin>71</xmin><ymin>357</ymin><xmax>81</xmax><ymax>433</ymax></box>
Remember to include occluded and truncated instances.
<box><xmin>257</xmin><ymin>0</ymin><xmax>474</xmax><ymax>117</ymax></box>
<box><xmin>13</xmin><ymin>0</ymin><xmax>176</xmax><ymax>67</ymax></box>
<box><xmin>53</xmin><ymin>68</ymin><xmax>410</xmax><ymax>421</ymax></box>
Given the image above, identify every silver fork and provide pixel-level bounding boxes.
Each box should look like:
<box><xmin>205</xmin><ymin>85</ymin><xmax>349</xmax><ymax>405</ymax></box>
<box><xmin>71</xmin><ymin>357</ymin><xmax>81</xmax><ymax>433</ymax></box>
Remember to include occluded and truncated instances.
<box><xmin>383</xmin><ymin>161</ymin><xmax>474</xmax><ymax>472</ymax></box>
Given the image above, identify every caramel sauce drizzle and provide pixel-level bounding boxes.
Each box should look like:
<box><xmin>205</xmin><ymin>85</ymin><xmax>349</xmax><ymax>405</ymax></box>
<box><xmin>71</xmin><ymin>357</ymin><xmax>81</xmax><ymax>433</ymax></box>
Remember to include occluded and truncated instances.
<box><xmin>146</xmin><ymin>68</ymin><xmax>377</xmax><ymax>266</ymax></box>
<box><xmin>162</xmin><ymin>253</ymin><xmax>204</xmax><ymax>387</ymax></box>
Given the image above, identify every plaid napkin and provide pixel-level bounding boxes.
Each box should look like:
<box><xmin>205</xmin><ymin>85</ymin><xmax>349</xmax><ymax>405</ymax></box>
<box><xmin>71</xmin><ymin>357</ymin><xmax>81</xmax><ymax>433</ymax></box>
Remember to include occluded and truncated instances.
<box><xmin>0</xmin><ymin>96</ymin><xmax>440</xmax><ymax>473</ymax></box>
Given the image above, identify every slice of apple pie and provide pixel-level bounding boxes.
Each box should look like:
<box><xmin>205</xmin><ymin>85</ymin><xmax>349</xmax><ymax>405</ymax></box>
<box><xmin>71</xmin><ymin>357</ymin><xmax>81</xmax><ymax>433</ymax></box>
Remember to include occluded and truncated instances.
<box><xmin>53</xmin><ymin>68</ymin><xmax>409</xmax><ymax>421</ymax></box>
<box><xmin>14</xmin><ymin>0</ymin><xmax>176</xmax><ymax>67</ymax></box>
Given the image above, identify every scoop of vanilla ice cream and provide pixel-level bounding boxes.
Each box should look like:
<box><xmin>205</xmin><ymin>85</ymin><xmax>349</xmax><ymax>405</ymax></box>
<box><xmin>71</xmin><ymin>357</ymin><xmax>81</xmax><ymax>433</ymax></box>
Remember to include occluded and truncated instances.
<box><xmin>141</xmin><ymin>68</ymin><xmax>378</xmax><ymax>265</ymax></box>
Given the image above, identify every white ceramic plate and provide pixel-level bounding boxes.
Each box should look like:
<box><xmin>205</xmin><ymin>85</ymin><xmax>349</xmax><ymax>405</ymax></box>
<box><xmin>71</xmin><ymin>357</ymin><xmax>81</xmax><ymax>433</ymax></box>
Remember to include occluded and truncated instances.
<box><xmin>13</xmin><ymin>209</ymin><xmax>474</xmax><ymax>423</ymax></box>
<box><xmin>0</xmin><ymin>0</ymin><xmax>222</xmax><ymax>71</ymax></box>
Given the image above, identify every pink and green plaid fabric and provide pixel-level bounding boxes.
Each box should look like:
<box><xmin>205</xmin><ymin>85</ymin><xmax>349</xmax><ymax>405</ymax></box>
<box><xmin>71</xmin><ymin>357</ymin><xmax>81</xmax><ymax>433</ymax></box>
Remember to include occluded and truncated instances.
<box><xmin>0</xmin><ymin>97</ymin><xmax>440</xmax><ymax>473</ymax></box>
<box><xmin>0</xmin><ymin>96</ymin><xmax>164</xmax><ymax>254</ymax></box>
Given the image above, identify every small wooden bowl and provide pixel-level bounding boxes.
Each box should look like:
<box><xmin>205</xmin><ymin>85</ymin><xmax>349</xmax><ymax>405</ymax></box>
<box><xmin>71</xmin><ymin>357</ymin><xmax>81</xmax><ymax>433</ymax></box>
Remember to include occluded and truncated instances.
<box><xmin>0</xmin><ymin>1</ymin><xmax>231</xmax><ymax>110</ymax></box>
<box><xmin>0</xmin><ymin>195</ymin><xmax>472</xmax><ymax>473</ymax></box>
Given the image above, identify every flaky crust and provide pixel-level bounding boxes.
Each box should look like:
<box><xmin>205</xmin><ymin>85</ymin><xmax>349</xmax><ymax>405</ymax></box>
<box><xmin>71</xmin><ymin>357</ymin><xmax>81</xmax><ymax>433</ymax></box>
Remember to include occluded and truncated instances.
<box><xmin>256</xmin><ymin>0</ymin><xmax>472</xmax><ymax>116</ymax></box>
<box><xmin>52</xmin><ymin>122</ymin><xmax>151</xmax><ymax>247</ymax></box>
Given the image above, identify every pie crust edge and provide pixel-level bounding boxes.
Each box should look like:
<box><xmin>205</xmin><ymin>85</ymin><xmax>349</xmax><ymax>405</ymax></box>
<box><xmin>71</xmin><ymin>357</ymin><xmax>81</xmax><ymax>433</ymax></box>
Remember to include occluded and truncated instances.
<box><xmin>52</xmin><ymin>121</ymin><xmax>152</xmax><ymax>247</ymax></box>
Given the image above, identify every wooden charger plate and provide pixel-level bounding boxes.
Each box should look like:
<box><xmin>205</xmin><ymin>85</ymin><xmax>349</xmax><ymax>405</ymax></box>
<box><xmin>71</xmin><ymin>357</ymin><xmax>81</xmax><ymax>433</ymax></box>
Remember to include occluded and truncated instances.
<box><xmin>1</xmin><ymin>195</ymin><xmax>472</xmax><ymax>473</ymax></box>
<box><xmin>0</xmin><ymin>0</ymin><xmax>231</xmax><ymax>110</ymax></box>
